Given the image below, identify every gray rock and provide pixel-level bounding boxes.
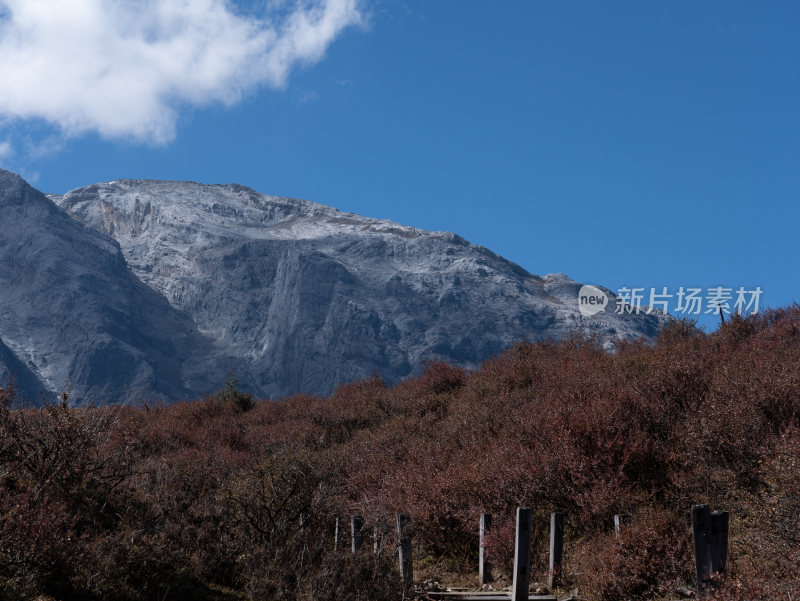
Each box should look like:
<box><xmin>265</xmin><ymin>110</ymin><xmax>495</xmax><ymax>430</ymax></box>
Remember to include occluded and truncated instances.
<box><xmin>0</xmin><ymin>170</ymin><xmax>222</xmax><ymax>404</ymax></box>
<box><xmin>0</xmin><ymin>169</ymin><xmax>671</xmax><ymax>403</ymax></box>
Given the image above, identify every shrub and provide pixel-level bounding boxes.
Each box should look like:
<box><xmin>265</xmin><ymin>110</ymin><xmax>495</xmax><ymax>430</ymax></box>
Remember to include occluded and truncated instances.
<box><xmin>213</xmin><ymin>369</ymin><xmax>255</xmax><ymax>412</ymax></box>
<box><xmin>575</xmin><ymin>508</ymin><xmax>692</xmax><ymax>600</ymax></box>
<box><xmin>4</xmin><ymin>306</ymin><xmax>800</xmax><ymax>599</ymax></box>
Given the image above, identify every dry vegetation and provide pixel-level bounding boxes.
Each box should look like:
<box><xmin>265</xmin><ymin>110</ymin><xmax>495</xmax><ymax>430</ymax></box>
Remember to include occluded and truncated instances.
<box><xmin>2</xmin><ymin>307</ymin><xmax>800</xmax><ymax>600</ymax></box>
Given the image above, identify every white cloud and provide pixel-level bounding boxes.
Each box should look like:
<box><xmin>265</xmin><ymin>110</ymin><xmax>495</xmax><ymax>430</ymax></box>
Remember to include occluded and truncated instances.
<box><xmin>0</xmin><ymin>0</ymin><xmax>363</xmax><ymax>144</ymax></box>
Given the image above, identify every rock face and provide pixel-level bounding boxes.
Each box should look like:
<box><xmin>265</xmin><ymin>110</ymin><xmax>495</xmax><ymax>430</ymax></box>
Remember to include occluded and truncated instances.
<box><xmin>0</xmin><ymin>170</ymin><xmax>221</xmax><ymax>404</ymax></box>
<box><xmin>0</xmin><ymin>169</ymin><xmax>669</xmax><ymax>404</ymax></box>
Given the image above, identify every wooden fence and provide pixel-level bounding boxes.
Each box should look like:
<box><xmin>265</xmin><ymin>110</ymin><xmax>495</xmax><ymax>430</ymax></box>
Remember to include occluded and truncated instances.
<box><xmin>335</xmin><ymin>504</ymin><xmax>729</xmax><ymax>600</ymax></box>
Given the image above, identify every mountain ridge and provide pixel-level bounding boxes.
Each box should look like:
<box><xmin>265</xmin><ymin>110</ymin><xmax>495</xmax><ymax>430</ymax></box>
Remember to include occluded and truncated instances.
<box><xmin>0</xmin><ymin>169</ymin><xmax>669</xmax><ymax>403</ymax></box>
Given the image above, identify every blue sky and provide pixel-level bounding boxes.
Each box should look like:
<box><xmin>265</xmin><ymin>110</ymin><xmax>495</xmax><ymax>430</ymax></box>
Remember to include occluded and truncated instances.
<box><xmin>1</xmin><ymin>1</ymin><xmax>798</xmax><ymax>330</ymax></box>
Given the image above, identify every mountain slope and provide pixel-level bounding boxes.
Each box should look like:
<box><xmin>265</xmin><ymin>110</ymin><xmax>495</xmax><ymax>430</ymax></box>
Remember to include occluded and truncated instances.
<box><xmin>0</xmin><ymin>335</ymin><xmax>44</xmax><ymax>404</ymax></box>
<box><xmin>52</xmin><ymin>178</ymin><xmax>670</xmax><ymax>399</ymax></box>
<box><xmin>0</xmin><ymin>170</ymin><xmax>223</xmax><ymax>404</ymax></box>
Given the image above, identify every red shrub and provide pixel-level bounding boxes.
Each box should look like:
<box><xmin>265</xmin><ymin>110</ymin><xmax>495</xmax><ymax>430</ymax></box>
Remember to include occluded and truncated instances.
<box><xmin>4</xmin><ymin>307</ymin><xmax>800</xmax><ymax>599</ymax></box>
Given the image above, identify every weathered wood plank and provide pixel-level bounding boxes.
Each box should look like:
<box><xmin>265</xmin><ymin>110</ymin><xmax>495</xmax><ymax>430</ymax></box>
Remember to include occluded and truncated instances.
<box><xmin>691</xmin><ymin>504</ymin><xmax>712</xmax><ymax>597</ymax></box>
<box><xmin>351</xmin><ymin>514</ymin><xmax>364</xmax><ymax>553</ymax></box>
<box><xmin>710</xmin><ymin>510</ymin><xmax>729</xmax><ymax>575</ymax></box>
<box><xmin>333</xmin><ymin>516</ymin><xmax>339</xmax><ymax>551</ymax></box>
<box><xmin>480</xmin><ymin>513</ymin><xmax>493</xmax><ymax>585</ymax></box>
<box><xmin>512</xmin><ymin>507</ymin><xmax>533</xmax><ymax>601</ymax></box>
<box><xmin>396</xmin><ymin>513</ymin><xmax>413</xmax><ymax>589</ymax></box>
<box><xmin>425</xmin><ymin>593</ymin><xmax>556</xmax><ymax>601</ymax></box>
<box><xmin>548</xmin><ymin>512</ymin><xmax>564</xmax><ymax>590</ymax></box>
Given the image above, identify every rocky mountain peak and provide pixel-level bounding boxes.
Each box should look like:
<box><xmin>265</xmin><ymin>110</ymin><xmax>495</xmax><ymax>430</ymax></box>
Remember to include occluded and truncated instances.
<box><xmin>0</xmin><ymin>171</ymin><xmax>670</xmax><ymax>404</ymax></box>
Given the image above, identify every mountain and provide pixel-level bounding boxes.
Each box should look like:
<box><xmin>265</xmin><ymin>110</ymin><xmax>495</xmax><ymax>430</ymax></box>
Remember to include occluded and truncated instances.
<box><xmin>37</xmin><ymin>176</ymin><xmax>667</xmax><ymax>401</ymax></box>
<box><xmin>0</xmin><ymin>169</ymin><xmax>669</xmax><ymax>403</ymax></box>
<box><xmin>0</xmin><ymin>170</ymin><xmax>223</xmax><ymax>404</ymax></box>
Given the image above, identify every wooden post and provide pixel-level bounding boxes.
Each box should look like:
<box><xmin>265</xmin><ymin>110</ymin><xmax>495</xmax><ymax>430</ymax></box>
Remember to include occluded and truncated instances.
<box><xmin>479</xmin><ymin>513</ymin><xmax>493</xmax><ymax>585</ymax></box>
<box><xmin>692</xmin><ymin>504</ymin><xmax>712</xmax><ymax>597</ymax></box>
<box><xmin>548</xmin><ymin>512</ymin><xmax>565</xmax><ymax>590</ymax></box>
<box><xmin>614</xmin><ymin>513</ymin><xmax>631</xmax><ymax>538</ymax></box>
<box><xmin>710</xmin><ymin>510</ymin><xmax>729</xmax><ymax>576</ymax></box>
<box><xmin>396</xmin><ymin>513</ymin><xmax>413</xmax><ymax>590</ymax></box>
<box><xmin>299</xmin><ymin>513</ymin><xmax>308</xmax><ymax>572</ymax></box>
<box><xmin>351</xmin><ymin>515</ymin><xmax>365</xmax><ymax>553</ymax></box>
<box><xmin>512</xmin><ymin>507</ymin><xmax>532</xmax><ymax>601</ymax></box>
<box><xmin>333</xmin><ymin>516</ymin><xmax>339</xmax><ymax>551</ymax></box>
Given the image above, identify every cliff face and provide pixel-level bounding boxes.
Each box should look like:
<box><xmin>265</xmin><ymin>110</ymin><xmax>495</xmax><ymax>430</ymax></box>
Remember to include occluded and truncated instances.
<box><xmin>0</xmin><ymin>170</ymin><xmax>222</xmax><ymax>404</ymax></box>
<box><xmin>47</xmin><ymin>177</ymin><xmax>667</xmax><ymax>401</ymax></box>
<box><xmin>0</xmin><ymin>169</ymin><xmax>668</xmax><ymax>403</ymax></box>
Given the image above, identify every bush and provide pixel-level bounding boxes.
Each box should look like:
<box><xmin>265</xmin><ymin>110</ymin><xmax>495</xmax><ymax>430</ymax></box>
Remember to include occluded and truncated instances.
<box><xmin>4</xmin><ymin>306</ymin><xmax>800</xmax><ymax>599</ymax></box>
<box><xmin>576</xmin><ymin>508</ymin><xmax>692</xmax><ymax>600</ymax></box>
<box><xmin>213</xmin><ymin>370</ymin><xmax>255</xmax><ymax>412</ymax></box>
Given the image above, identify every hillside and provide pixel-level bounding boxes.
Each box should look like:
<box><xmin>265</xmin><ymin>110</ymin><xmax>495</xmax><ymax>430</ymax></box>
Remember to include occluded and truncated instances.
<box><xmin>1</xmin><ymin>308</ymin><xmax>798</xmax><ymax>600</ymax></box>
